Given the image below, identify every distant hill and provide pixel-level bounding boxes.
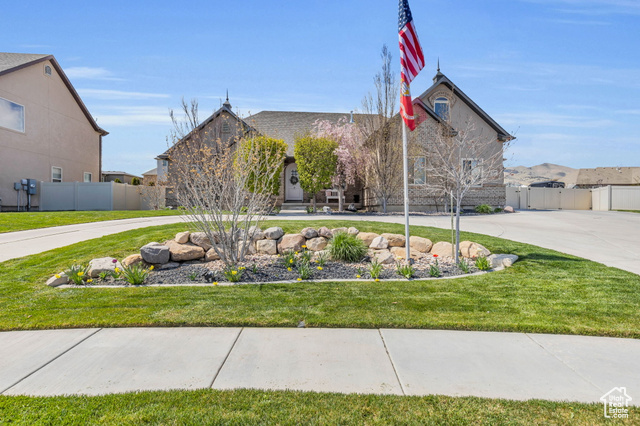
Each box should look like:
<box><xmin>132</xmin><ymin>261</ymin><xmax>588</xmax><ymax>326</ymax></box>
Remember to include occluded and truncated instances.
<box><xmin>504</xmin><ymin>163</ymin><xmax>579</xmax><ymax>187</ymax></box>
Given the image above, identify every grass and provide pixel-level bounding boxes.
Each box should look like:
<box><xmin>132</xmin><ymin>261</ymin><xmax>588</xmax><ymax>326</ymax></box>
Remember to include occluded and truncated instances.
<box><xmin>1</xmin><ymin>220</ymin><xmax>639</xmax><ymax>337</ymax></box>
<box><xmin>617</xmin><ymin>210</ymin><xmax>640</xmax><ymax>214</ymax></box>
<box><xmin>0</xmin><ymin>389</ymin><xmax>611</xmax><ymax>425</ymax></box>
<box><xmin>0</xmin><ymin>210</ymin><xmax>182</xmax><ymax>233</ymax></box>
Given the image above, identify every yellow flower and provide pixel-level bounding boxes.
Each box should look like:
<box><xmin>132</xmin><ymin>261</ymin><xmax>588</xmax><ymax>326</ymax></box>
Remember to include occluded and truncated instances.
<box><xmin>301</xmin><ymin>245</ymin><xmax>307</xmax><ymax>249</ymax></box>
<box><xmin>239</xmin><ymin>266</ymin><xmax>246</xmax><ymax>270</ymax></box>
<box><xmin>289</xmin><ymin>259</ymin><xmax>294</xmax><ymax>264</ymax></box>
<box><xmin>149</xmin><ymin>265</ymin><xmax>154</xmax><ymax>271</ymax></box>
<box><xmin>356</xmin><ymin>275</ymin><xmax>361</xmax><ymax>278</ymax></box>
<box><xmin>115</xmin><ymin>268</ymin><xmax>120</xmax><ymax>273</ymax></box>
<box><xmin>317</xmin><ymin>266</ymin><xmax>323</xmax><ymax>270</ymax></box>
<box><xmin>87</xmin><ymin>279</ymin><xmax>93</xmax><ymax>283</ymax></box>
<box><xmin>55</xmin><ymin>274</ymin><xmax>61</xmax><ymax>279</ymax></box>
<box><xmin>232</xmin><ymin>270</ymin><xmax>237</xmax><ymax>275</ymax></box>
<box><xmin>78</xmin><ymin>271</ymin><xmax>84</xmax><ymax>276</ymax></box>
<box><xmin>213</xmin><ymin>282</ymin><xmax>219</xmax><ymax>286</ymax></box>
<box><xmin>287</xmin><ymin>267</ymin><xmax>292</xmax><ymax>271</ymax></box>
<box><xmin>375</xmin><ymin>278</ymin><xmax>380</xmax><ymax>282</ymax></box>
<box><xmin>297</xmin><ymin>278</ymin><xmax>302</xmax><ymax>281</ymax></box>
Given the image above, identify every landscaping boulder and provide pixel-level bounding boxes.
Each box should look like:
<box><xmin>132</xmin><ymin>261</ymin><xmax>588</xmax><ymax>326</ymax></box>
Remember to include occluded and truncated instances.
<box><xmin>504</xmin><ymin>206</ymin><xmax>515</xmax><ymax>213</ymax></box>
<box><xmin>122</xmin><ymin>254</ymin><xmax>145</xmax><ymax>267</ymax></box>
<box><xmin>46</xmin><ymin>273</ymin><xmax>68</xmax><ymax>287</ymax></box>
<box><xmin>487</xmin><ymin>254</ymin><xmax>519</xmax><ymax>268</ymax></box>
<box><xmin>256</xmin><ymin>239</ymin><xmax>278</xmax><ymax>255</ymax></box>
<box><xmin>381</xmin><ymin>233</ymin><xmax>405</xmax><ymax>247</ymax></box>
<box><xmin>311</xmin><ymin>250</ymin><xmax>330</xmax><ymax>262</ymax></box>
<box><xmin>322</xmin><ymin>206</ymin><xmax>332</xmax><ymax>214</ymax></box>
<box><xmin>318</xmin><ymin>227</ymin><xmax>333</xmax><ymax>239</ymax></box>
<box><xmin>165</xmin><ymin>240</ymin><xmax>205</xmax><ymax>262</ymax></box>
<box><xmin>88</xmin><ymin>257</ymin><xmax>123</xmax><ymax>278</ymax></box>
<box><xmin>141</xmin><ymin>242</ymin><xmax>170</xmax><ymax>264</ymax></box>
<box><xmin>357</xmin><ymin>232</ymin><xmax>379</xmax><ymax>246</ymax></box>
<box><xmin>301</xmin><ymin>227</ymin><xmax>318</xmax><ymax>239</ymax></box>
<box><xmin>175</xmin><ymin>231</ymin><xmax>190</xmax><ymax>244</ymax></box>
<box><xmin>306</xmin><ymin>236</ymin><xmax>328</xmax><ymax>251</ymax></box>
<box><xmin>369</xmin><ymin>236</ymin><xmax>389</xmax><ymax>250</ymax></box>
<box><xmin>331</xmin><ymin>227</ymin><xmax>348</xmax><ymax>235</ymax></box>
<box><xmin>459</xmin><ymin>241</ymin><xmax>491</xmax><ymax>259</ymax></box>
<box><xmin>248</xmin><ymin>226</ymin><xmax>265</xmax><ymax>241</ymax></box>
<box><xmin>277</xmin><ymin>234</ymin><xmax>306</xmax><ymax>253</ymax></box>
<box><xmin>430</xmin><ymin>241</ymin><xmax>455</xmax><ymax>258</ymax></box>
<box><xmin>390</xmin><ymin>246</ymin><xmax>426</xmax><ymax>261</ymax></box>
<box><xmin>371</xmin><ymin>249</ymin><xmax>395</xmax><ymax>264</ymax></box>
<box><xmin>237</xmin><ymin>240</ymin><xmax>256</xmax><ymax>257</ymax></box>
<box><xmin>409</xmin><ymin>236</ymin><xmax>432</xmax><ymax>253</ymax></box>
<box><xmin>205</xmin><ymin>248</ymin><xmax>221</xmax><ymax>261</ymax></box>
<box><xmin>346</xmin><ymin>203</ymin><xmax>357</xmax><ymax>212</ymax></box>
<box><xmin>189</xmin><ymin>232</ymin><xmax>213</xmax><ymax>251</ymax></box>
<box><xmin>264</xmin><ymin>227</ymin><xmax>284</xmax><ymax>240</ymax></box>
<box><xmin>157</xmin><ymin>262</ymin><xmax>180</xmax><ymax>270</ymax></box>
<box><xmin>347</xmin><ymin>227</ymin><xmax>359</xmax><ymax>235</ymax></box>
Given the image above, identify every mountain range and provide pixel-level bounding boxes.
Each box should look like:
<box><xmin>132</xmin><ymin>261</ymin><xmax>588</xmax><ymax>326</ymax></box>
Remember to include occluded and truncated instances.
<box><xmin>504</xmin><ymin>163</ymin><xmax>579</xmax><ymax>187</ymax></box>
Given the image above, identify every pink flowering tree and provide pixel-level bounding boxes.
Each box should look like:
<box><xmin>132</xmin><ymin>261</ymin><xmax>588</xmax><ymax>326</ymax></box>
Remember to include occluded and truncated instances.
<box><xmin>314</xmin><ymin>117</ymin><xmax>368</xmax><ymax>211</ymax></box>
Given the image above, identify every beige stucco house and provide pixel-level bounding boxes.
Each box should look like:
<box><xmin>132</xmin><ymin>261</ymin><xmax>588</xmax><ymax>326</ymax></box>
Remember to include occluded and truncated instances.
<box><xmin>0</xmin><ymin>53</ymin><xmax>107</xmax><ymax>211</ymax></box>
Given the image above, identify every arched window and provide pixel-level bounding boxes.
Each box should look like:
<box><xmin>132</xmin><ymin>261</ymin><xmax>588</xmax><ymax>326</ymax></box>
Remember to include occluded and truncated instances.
<box><xmin>434</xmin><ymin>97</ymin><xmax>449</xmax><ymax>120</ymax></box>
<box><xmin>44</xmin><ymin>65</ymin><xmax>52</xmax><ymax>76</ymax></box>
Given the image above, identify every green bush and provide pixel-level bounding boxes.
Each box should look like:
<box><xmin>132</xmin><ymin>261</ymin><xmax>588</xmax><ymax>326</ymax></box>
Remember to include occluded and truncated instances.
<box><xmin>475</xmin><ymin>204</ymin><xmax>492</xmax><ymax>214</ymax></box>
<box><xmin>131</xmin><ymin>177</ymin><xmax>141</xmax><ymax>186</ymax></box>
<box><xmin>328</xmin><ymin>232</ymin><xmax>367</xmax><ymax>262</ymax></box>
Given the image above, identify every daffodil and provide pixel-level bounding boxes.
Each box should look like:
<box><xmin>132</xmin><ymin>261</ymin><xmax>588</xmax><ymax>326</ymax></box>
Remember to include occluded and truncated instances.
<box><xmin>77</xmin><ymin>271</ymin><xmax>84</xmax><ymax>276</ymax></box>
<box><xmin>87</xmin><ymin>279</ymin><xmax>93</xmax><ymax>283</ymax></box>
<box><xmin>115</xmin><ymin>268</ymin><xmax>120</xmax><ymax>273</ymax></box>
<box><xmin>213</xmin><ymin>282</ymin><xmax>219</xmax><ymax>286</ymax></box>
<box><xmin>297</xmin><ymin>278</ymin><xmax>302</xmax><ymax>281</ymax></box>
<box><xmin>375</xmin><ymin>278</ymin><xmax>380</xmax><ymax>282</ymax></box>
<box><xmin>55</xmin><ymin>274</ymin><xmax>61</xmax><ymax>279</ymax></box>
<box><xmin>301</xmin><ymin>245</ymin><xmax>307</xmax><ymax>249</ymax></box>
<box><xmin>356</xmin><ymin>275</ymin><xmax>361</xmax><ymax>278</ymax></box>
<box><xmin>317</xmin><ymin>266</ymin><xmax>323</xmax><ymax>270</ymax></box>
<box><xmin>232</xmin><ymin>270</ymin><xmax>237</xmax><ymax>275</ymax></box>
<box><xmin>289</xmin><ymin>259</ymin><xmax>294</xmax><ymax>264</ymax></box>
<box><xmin>287</xmin><ymin>267</ymin><xmax>292</xmax><ymax>271</ymax></box>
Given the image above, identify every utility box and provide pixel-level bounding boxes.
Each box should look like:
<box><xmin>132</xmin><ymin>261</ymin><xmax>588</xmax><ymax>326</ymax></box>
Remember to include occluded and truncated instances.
<box><xmin>26</xmin><ymin>179</ymin><xmax>37</xmax><ymax>195</ymax></box>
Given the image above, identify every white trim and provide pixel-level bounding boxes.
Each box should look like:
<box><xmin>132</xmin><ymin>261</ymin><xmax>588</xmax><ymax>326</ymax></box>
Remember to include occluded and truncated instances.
<box><xmin>83</xmin><ymin>172</ymin><xmax>92</xmax><ymax>183</ymax></box>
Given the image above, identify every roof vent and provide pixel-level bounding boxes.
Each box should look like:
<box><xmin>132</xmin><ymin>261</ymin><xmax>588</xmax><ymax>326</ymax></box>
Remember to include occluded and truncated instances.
<box><xmin>44</xmin><ymin>65</ymin><xmax>52</xmax><ymax>76</ymax></box>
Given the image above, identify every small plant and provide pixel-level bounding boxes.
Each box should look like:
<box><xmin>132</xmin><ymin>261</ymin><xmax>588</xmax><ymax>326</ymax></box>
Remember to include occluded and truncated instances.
<box><xmin>368</xmin><ymin>259</ymin><xmax>383</xmax><ymax>279</ymax></box>
<box><xmin>429</xmin><ymin>254</ymin><xmax>441</xmax><ymax>277</ymax></box>
<box><xmin>475</xmin><ymin>204</ymin><xmax>493</xmax><ymax>214</ymax></box>
<box><xmin>120</xmin><ymin>263</ymin><xmax>153</xmax><ymax>285</ymax></box>
<box><xmin>64</xmin><ymin>263</ymin><xmax>89</xmax><ymax>285</ymax></box>
<box><xmin>240</xmin><ymin>206</ymin><xmax>248</xmax><ymax>213</ymax></box>
<box><xmin>306</xmin><ymin>206</ymin><xmax>314</xmax><ymax>214</ymax></box>
<box><xmin>328</xmin><ymin>232</ymin><xmax>367</xmax><ymax>262</ymax></box>
<box><xmin>395</xmin><ymin>262</ymin><xmax>415</xmax><ymax>279</ymax></box>
<box><xmin>297</xmin><ymin>262</ymin><xmax>312</xmax><ymax>280</ymax></box>
<box><xmin>251</xmin><ymin>264</ymin><xmax>258</xmax><ymax>274</ymax></box>
<box><xmin>188</xmin><ymin>271</ymin><xmax>199</xmax><ymax>281</ymax></box>
<box><xmin>223</xmin><ymin>265</ymin><xmax>243</xmax><ymax>283</ymax></box>
<box><xmin>315</xmin><ymin>251</ymin><xmax>329</xmax><ymax>267</ymax></box>
<box><xmin>281</xmin><ymin>250</ymin><xmax>297</xmax><ymax>268</ymax></box>
<box><xmin>298</xmin><ymin>249</ymin><xmax>312</xmax><ymax>265</ymax></box>
<box><xmin>458</xmin><ymin>257</ymin><xmax>470</xmax><ymax>274</ymax></box>
<box><xmin>476</xmin><ymin>255</ymin><xmax>491</xmax><ymax>271</ymax></box>
<box><xmin>98</xmin><ymin>271</ymin><xmax>112</xmax><ymax>280</ymax></box>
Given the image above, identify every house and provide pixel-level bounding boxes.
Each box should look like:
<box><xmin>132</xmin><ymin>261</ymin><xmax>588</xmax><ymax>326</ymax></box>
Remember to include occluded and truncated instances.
<box><xmin>0</xmin><ymin>53</ymin><xmax>108</xmax><ymax>211</ymax></box>
<box><xmin>575</xmin><ymin>167</ymin><xmax>640</xmax><ymax>188</ymax></box>
<box><xmin>141</xmin><ymin>167</ymin><xmax>158</xmax><ymax>186</ymax></box>
<box><xmin>158</xmin><ymin>70</ymin><xmax>512</xmax><ymax>211</ymax></box>
<box><xmin>101</xmin><ymin>171</ymin><xmax>142</xmax><ymax>185</ymax></box>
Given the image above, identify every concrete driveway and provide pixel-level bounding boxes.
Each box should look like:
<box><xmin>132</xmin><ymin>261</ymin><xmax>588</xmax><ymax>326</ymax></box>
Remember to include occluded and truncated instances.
<box><xmin>1</xmin><ymin>210</ymin><xmax>638</xmax><ymax>275</ymax></box>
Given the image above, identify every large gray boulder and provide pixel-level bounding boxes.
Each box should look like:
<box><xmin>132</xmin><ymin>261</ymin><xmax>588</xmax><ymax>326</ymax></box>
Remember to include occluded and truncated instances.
<box><xmin>381</xmin><ymin>233</ymin><xmax>405</xmax><ymax>247</ymax></box>
<box><xmin>248</xmin><ymin>226</ymin><xmax>265</xmax><ymax>241</ymax></box>
<box><xmin>318</xmin><ymin>227</ymin><xmax>333</xmax><ymax>239</ymax></box>
<box><xmin>369</xmin><ymin>236</ymin><xmax>389</xmax><ymax>250</ymax></box>
<box><xmin>189</xmin><ymin>232</ymin><xmax>213</xmax><ymax>251</ymax></box>
<box><xmin>357</xmin><ymin>232</ymin><xmax>379</xmax><ymax>246</ymax></box>
<box><xmin>165</xmin><ymin>240</ymin><xmax>205</xmax><ymax>262</ymax></box>
<box><xmin>87</xmin><ymin>257</ymin><xmax>123</xmax><ymax>278</ymax></box>
<box><xmin>306</xmin><ymin>236</ymin><xmax>328</xmax><ymax>251</ymax></box>
<box><xmin>264</xmin><ymin>227</ymin><xmax>284</xmax><ymax>240</ymax></box>
<box><xmin>141</xmin><ymin>242</ymin><xmax>171</xmax><ymax>264</ymax></box>
<box><xmin>300</xmin><ymin>227</ymin><xmax>318</xmax><ymax>239</ymax></box>
<box><xmin>175</xmin><ymin>231</ymin><xmax>190</xmax><ymax>244</ymax></box>
<box><xmin>46</xmin><ymin>273</ymin><xmax>68</xmax><ymax>287</ymax></box>
<box><xmin>256</xmin><ymin>239</ymin><xmax>278</xmax><ymax>255</ymax></box>
<box><xmin>487</xmin><ymin>254</ymin><xmax>519</xmax><ymax>268</ymax></box>
<box><xmin>205</xmin><ymin>248</ymin><xmax>221</xmax><ymax>261</ymax></box>
<box><xmin>371</xmin><ymin>249</ymin><xmax>395</xmax><ymax>264</ymax></box>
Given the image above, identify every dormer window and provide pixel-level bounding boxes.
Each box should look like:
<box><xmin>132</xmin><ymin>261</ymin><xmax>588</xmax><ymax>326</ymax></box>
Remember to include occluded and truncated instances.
<box><xmin>434</xmin><ymin>97</ymin><xmax>449</xmax><ymax>120</ymax></box>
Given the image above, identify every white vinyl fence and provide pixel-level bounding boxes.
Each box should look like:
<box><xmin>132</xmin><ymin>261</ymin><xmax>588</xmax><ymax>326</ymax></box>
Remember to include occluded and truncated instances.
<box><xmin>40</xmin><ymin>182</ymin><xmax>144</xmax><ymax>211</ymax></box>
<box><xmin>507</xmin><ymin>186</ymin><xmax>640</xmax><ymax>211</ymax></box>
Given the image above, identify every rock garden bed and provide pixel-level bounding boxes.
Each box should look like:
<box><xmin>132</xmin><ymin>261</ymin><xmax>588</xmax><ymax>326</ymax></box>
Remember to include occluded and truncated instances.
<box><xmin>46</xmin><ymin>225</ymin><xmax>518</xmax><ymax>287</ymax></box>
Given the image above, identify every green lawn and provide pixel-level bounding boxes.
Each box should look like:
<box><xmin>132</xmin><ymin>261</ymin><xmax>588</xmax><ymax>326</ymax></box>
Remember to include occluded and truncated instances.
<box><xmin>1</xmin><ymin>220</ymin><xmax>639</xmax><ymax>337</ymax></box>
<box><xmin>0</xmin><ymin>389</ymin><xmax>610</xmax><ymax>425</ymax></box>
<box><xmin>0</xmin><ymin>210</ymin><xmax>182</xmax><ymax>233</ymax></box>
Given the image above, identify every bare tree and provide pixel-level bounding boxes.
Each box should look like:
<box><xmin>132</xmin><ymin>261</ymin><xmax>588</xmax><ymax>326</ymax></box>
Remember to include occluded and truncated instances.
<box><xmin>419</xmin><ymin>89</ymin><xmax>511</xmax><ymax>262</ymax></box>
<box><xmin>358</xmin><ymin>45</ymin><xmax>403</xmax><ymax>213</ymax></box>
<box><xmin>140</xmin><ymin>180</ymin><xmax>167</xmax><ymax>210</ymax></box>
<box><xmin>167</xmin><ymin>99</ymin><xmax>285</xmax><ymax>266</ymax></box>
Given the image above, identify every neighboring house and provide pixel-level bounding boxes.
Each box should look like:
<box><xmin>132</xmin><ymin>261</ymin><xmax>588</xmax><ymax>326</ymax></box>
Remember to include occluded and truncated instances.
<box><xmin>158</xmin><ymin>70</ymin><xmax>513</xmax><ymax>211</ymax></box>
<box><xmin>0</xmin><ymin>52</ymin><xmax>108</xmax><ymax>211</ymax></box>
<box><xmin>575</xmin><ymin>167</ymin><xmax>640</xmax><ymax>188</ymax></box>
<box><xmin>141</xmin><ymin>167</ymin><xmax>158</xmax><ymax>186</ymax></box>
<box><xmin>101</xmin><ymin>171</ymin><xmax>142</xmax><ymax>185</ymax></box>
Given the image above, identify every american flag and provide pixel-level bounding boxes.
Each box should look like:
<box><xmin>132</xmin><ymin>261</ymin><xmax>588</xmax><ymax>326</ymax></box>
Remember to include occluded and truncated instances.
<box><xmin>398</xmin><ymin>0</ymin><xmax>424</xmax><ymax>131</ymax></box>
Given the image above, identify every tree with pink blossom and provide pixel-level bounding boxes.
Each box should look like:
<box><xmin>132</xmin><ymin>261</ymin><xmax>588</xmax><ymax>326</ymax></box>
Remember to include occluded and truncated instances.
<box><xmin>314</xmin><ymin>117</ymin><xmax>368</xmax><ymax>211</ymax></box>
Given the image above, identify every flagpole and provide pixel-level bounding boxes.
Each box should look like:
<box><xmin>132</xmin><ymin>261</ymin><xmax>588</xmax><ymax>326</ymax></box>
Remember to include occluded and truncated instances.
<box><xmin>402</xmin><ymin>120</ymin><xmax>411</xmax><ymax>262</ymax></box>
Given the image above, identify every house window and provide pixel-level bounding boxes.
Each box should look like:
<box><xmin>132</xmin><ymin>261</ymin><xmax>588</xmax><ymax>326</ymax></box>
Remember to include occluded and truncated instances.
<box><xmin>409</xmin><ymin>157</ymin><xmax>426</xmax><ymax>185</ymax></box>
<box><xmin>0</xmin><ymin>97</ymin><xmax>25</xmax><ymax>132</ymax></box>
<box><xmin>84</xmin><ymin>172</ymin><xmax>92</xmax><ymax>182</ymax></box>
<box><xmin>222</xmin><ymin>122</ymin><xmax>231</xmax><ymax>133</ymax></box>
<box><xmin>462</xmin><ymin>158</ymin><xmax>482</xmax><ymax>185</ymax></box>
<box><xmin>162</xmin><ymin>160</ymin><xmax>168</xmax><ymax>166</ymax></box>
<box><xmin>44</xmin><ymin>65</ymin><xmax>52</xmax><ymax>76</ymax></box>
<box><xmin>434</xmin><ymin>97</ymin><xmax>449</xmax><ymax>120</ymax></box>
<box><xmin>52</xmin><ymin>166</ymin><xmax>63</xmax><ymax>182</ymax></box>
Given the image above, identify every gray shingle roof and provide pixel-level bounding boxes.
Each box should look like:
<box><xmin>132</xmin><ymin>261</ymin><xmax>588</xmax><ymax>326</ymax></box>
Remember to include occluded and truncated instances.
<box><xmin>0</xmin><ymin>52</ymin><xmax>50</xmax><ymax>74</ymax></box>
<box><xmin>244</xmin><ymin>111</ymin><xmax>363</xmax><ymax>156</ymax></box>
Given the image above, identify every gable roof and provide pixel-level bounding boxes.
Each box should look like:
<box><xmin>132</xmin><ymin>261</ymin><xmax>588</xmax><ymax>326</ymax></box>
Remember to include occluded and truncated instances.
<box><xmin>0</xmin><ymin>52</ymin><xmax>108</xmax><ymax>136</ymax></box>
<box><xmin>415</xmin><ymin>71</ymin><xmax>513</xmax><ymax>142</ymax></box>
<box><xmin>245</xmin><ymin>111</ymin><xmax>363</xmax><ymax>156</ymax></box>
<box><xmin>142</xmin><ymin>167</ymin><xmax>158</xmax><ymax>176</ymax></box>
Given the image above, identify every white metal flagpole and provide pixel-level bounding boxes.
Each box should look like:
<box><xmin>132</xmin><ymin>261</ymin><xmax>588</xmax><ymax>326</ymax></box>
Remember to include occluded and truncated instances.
<box><xmin>402</xmin><ymin>121</ymin><xmax>411</xmax><ymax>261</ymax></box>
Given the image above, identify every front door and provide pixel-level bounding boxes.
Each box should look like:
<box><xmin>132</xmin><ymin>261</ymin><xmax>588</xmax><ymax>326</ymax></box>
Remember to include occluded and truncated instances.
<box><xmin>285</xmin><ymin>163</ymin><xmax>303</xmax><ymax>201</ymax></box>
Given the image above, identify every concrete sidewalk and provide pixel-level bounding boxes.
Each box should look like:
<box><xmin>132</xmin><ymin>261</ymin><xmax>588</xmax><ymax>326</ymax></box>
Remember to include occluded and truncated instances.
<box><xmin>1</xmin><ymin>210</ymin><xmax>639</xmax><ymax>275</ymax></box>
<box><xmin>0</xmin><ymin>327</ymin><xmax>638</xmax><ymax>404</ymax></box>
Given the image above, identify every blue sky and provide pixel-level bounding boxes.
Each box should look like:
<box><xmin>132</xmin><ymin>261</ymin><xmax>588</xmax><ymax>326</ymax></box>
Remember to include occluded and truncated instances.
<box><xmin>3</xmin><ymin>0</ymin><xmax>639</xmax><ymax>175</ymax></box>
